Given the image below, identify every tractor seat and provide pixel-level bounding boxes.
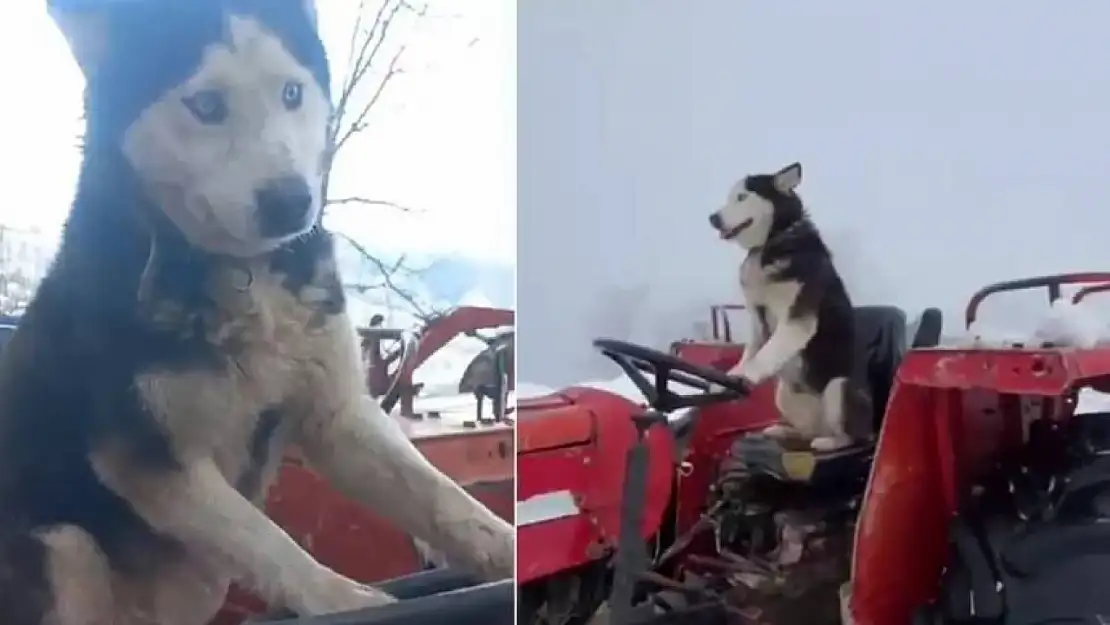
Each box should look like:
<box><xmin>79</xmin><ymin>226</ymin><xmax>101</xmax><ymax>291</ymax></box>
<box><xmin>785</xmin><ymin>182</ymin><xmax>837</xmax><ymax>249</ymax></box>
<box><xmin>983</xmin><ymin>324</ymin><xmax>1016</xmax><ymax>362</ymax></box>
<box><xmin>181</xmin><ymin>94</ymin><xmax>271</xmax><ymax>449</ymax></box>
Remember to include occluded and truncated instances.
<box><xmin>731</xmin><ymin>305</ymin><xmax>944</xmax><ymax>486</ymax></box>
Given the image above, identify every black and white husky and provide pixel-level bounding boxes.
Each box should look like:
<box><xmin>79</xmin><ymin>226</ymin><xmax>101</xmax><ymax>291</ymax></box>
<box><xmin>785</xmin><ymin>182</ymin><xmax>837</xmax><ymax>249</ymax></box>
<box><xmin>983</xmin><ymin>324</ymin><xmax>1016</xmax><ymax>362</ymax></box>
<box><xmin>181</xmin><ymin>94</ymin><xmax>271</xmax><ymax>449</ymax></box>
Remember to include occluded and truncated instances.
<box><xmin>709</xmin><ymin>162</ymin><xmax>871</xmax><ymax>451</ymax></box>
<box><xmin>0</xmin><ymin>2</ymin><xmax>512</xmax><ymax>624</ymax></box>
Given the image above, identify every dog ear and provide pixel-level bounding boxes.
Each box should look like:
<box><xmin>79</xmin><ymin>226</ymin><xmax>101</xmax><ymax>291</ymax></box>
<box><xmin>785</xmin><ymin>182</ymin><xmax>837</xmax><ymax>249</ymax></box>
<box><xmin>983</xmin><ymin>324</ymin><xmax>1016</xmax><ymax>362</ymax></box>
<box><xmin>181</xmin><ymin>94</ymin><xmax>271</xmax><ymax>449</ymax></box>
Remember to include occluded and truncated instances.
<box><xmin>773</xmin><ymin>162</ymin><xmax>803</xmax><ymax>193</ymax></box>
<box><xmin>48</xmin><ymin>3</ymin><xmax>109</xmax><ymax>77</ymax></box>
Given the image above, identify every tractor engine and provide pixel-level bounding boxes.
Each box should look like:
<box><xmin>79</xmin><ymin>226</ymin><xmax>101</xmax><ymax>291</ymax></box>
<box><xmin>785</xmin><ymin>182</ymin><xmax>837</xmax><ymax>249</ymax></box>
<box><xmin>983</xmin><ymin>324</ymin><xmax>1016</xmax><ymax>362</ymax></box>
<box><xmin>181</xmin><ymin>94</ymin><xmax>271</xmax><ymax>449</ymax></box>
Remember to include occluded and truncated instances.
<box><xmin>702</xmin><ymin>450</ymin><xmax>863</xmax><ymax>624</ymax></box>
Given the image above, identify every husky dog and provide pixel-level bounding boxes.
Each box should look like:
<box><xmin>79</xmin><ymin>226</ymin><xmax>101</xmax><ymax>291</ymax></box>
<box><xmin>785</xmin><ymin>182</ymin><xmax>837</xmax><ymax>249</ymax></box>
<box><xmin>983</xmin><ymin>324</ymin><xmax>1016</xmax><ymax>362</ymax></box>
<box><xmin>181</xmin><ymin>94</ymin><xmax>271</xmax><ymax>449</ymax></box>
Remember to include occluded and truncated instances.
<box><xmin>0</xmin><ymin>2</ymin><xmax>512</xmax><ymax>624</ymax></box>
<box><xmin>708</xmin><ymin>162</ymin><xmax>871</xmax><ymax>451</ymax></box>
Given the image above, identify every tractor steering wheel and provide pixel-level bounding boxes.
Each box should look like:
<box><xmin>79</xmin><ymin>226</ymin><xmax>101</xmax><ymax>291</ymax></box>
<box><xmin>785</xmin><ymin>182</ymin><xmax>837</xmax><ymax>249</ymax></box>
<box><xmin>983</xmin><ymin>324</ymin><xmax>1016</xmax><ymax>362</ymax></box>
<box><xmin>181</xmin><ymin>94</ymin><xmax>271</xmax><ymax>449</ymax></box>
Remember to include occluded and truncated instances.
<box><xmin>592</xmin><ymin>338</ymin><xmax>750</xmax><ymax>413</ymax></box>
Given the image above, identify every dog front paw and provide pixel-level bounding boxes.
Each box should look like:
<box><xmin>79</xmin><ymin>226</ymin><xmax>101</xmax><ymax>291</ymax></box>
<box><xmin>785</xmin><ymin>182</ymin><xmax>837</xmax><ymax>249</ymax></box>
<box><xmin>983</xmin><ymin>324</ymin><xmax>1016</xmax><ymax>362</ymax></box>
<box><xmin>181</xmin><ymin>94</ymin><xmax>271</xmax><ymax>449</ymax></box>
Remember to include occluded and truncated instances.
<box><xmin>709</xmin><ymin>377</ymin><xmax>750</xmax><ymax>395</ymax></box>
<box><xmin>476</xmin><ymin>525</ymin><xmax>515</xmax><ymax>581</ymax></box>
<box><xmin>810</xmin><ymin>436</ymin><xmax>851</xmax><ymax>452</ymax></box>
<box><xmin>293</xmin><ymin>577</ymin><xmax>395</xmax><ymax>615</ymax></box>
<box><xmin>735</xmin><ymin>361</ymin><xmax>766</xmax><ymax>386</ymax></box>
<box><xmin>712</xmin><ymin>364</ymin><xmax>754</xmax><ymax>395</ymax></box>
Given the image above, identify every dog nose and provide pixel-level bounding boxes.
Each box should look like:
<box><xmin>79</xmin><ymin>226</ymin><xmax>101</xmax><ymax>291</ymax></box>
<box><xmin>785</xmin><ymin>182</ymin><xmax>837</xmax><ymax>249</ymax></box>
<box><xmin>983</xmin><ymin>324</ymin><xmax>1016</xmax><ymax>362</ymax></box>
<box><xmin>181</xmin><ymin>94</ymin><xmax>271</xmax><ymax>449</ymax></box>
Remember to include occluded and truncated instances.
<box><xmin>709</xmin><ymin>213</ymin><xmax>722</xmax><ymax>229</ymax></box>
<box><xmin>256</xmin><ymin>176</ymin><xmax>314</xmax><ymax>237</ymax></box>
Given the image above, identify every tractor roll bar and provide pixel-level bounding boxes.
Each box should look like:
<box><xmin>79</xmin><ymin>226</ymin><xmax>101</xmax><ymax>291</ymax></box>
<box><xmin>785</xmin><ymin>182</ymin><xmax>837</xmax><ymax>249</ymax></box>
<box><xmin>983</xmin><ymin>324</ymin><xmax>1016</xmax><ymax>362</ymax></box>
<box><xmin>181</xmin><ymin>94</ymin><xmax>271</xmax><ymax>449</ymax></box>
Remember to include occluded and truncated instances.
<box><xmin>710</xmin><ymin>304</ymin><xmax>747</xmax><ymax>342</ymax></box>
<box><xmin>1072</xmin><ymin>282</ymin><xmax>1110</xmax><ymax>305</ymax></box>
<box><xmin>965</xmin><ymin>272</ymin><xmax>1110</xmax><ymax>328</ymax></box>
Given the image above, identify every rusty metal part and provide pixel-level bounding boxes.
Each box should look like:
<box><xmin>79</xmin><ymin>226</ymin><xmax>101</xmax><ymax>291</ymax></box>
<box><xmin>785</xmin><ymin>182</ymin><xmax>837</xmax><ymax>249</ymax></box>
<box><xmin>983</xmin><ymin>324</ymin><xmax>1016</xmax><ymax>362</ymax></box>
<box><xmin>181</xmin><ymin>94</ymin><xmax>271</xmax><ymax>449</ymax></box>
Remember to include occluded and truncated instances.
<box><xmin>719</xmin><ymin>549</ymin><xmax>777</xmax><ymax>576</ymax></box>
<box><xmin>638</xmin><ymin>570</ymin><xmax>702</xmax><ymax>593</ymax></box>
<box><xmin>686</xmin><ymin>554</ymin><xmax>769</xmax><ymax>577</ymax></box>
<box><xmin>656</xmin><ymin>501</ymin><xmax>722</xmax><ymax>566</ymax></box>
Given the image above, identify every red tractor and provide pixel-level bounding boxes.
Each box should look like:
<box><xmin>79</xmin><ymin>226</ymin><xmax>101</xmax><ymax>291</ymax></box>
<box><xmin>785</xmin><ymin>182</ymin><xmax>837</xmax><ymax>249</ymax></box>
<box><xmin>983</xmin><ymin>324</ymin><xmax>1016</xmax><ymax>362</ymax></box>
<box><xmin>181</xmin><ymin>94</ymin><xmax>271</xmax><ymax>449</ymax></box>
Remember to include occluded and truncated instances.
<box><xmin>361</xmin><ymin>305</ymin><xmax>515</xmax><ymax>420</ymax></box>
<box><xmin>517</xmin><ymin>273</ymin><xmax>1110</xmax><ymax>625</ymax></box>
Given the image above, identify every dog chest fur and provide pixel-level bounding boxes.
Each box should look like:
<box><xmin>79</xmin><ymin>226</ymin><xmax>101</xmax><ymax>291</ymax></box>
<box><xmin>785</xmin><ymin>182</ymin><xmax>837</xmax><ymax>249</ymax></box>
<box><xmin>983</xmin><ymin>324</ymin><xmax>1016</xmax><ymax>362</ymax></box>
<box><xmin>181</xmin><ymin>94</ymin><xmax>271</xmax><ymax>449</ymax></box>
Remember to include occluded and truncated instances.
<box><xmin>740</xmin><ymin>253</ymin><xmax>802</xmax><ymax>338</ymax></box>
<box><xmin>133</xmin><ymin>261</ymin><xmax>361</xmax><ymax>496</ymax></box>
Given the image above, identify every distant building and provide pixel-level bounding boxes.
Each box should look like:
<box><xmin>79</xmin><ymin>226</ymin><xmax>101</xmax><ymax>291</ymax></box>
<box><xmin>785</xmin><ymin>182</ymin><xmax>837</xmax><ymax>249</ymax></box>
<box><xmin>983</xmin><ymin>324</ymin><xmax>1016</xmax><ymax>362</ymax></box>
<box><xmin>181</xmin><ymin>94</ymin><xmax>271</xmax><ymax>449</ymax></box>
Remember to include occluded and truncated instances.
<box><xmin>0</xmin><ymin>226</ymin><xmax>55</xmax><ymax>315</ymax></box>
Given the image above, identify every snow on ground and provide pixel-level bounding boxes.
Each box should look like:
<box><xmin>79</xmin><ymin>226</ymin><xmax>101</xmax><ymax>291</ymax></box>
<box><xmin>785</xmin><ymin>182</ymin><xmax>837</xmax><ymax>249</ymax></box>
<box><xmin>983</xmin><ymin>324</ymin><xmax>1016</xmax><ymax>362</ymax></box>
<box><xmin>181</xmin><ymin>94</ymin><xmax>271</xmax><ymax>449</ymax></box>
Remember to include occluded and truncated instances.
<box><xmin>961</xmin><ymin>297</ymin><xmax>1110</xmax><ymax>415</ymax></box>
<box><xmin>348</xmin><ymin>292</ymin><xmax>496</xmax><ymax>397</ymax></box>
<box><xmin>418</xmin><ymin>338</ymin><xmax>487</xmax><ymax>396</ymax></box>
<box><xmin>963</xmin><ymin>298</ymin><xmax>1110</xmax><ymax>349</ymax></box>
<box><xmin>515</xmin><ymin>382</ymin><xmax>558</xmax><ymax>399</ymax></box>
<box><xmin>1077</xmin><ymin>389</ymin><xmax>1110</xmax><ymax>414</ymax></box>
<box><xmin>344</xmin><ymin>292</ymin><xmax>488</xmax><ymax>396</ymax></box>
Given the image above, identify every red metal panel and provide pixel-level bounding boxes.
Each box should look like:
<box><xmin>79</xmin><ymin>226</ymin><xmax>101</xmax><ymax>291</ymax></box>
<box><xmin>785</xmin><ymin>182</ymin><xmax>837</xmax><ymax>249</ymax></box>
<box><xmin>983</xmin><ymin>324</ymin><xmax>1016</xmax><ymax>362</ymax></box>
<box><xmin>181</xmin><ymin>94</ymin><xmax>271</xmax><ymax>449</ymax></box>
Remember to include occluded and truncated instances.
<box><xmin>850</xmin><ymin>384</ymin><xmax>950</xmax><ymax>625</ymax></box>
<box><xmin>516</xmin><ymin>445</ymin><xmax>599</xmax><ymax>580</ymax></box>
<box><xmin>898</xmin><ymin>348</ymin><xmax>1110</xmax><ymax>395</ymax></box>
<box><xmin>412</xmin><ymin>427</ymin><xmax>514</xmax><ymax>489</ymax></box>
<box><xmin>849</xmin><ymin>374</ymin><xmax>1083</xmax><ymax>625</ymax></box>
<box><xmin>517</xmin><ymin>402</ymin><xmax>595</xmax><ymax>453</ymax></box>
<box><xmin>515</xmin><ymin>389</ymin><xmax>676</xmax><ymax>585</ymax></box>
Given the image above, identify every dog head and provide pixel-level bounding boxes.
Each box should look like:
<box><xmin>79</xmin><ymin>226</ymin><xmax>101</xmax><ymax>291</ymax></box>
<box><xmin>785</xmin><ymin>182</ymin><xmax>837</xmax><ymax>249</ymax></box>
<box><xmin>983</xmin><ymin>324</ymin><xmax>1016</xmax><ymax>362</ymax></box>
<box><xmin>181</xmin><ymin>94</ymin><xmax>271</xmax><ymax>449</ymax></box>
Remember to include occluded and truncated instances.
<box><xmin>51</xmin><ymin>0</ymin><xmax>331</xmax><ymax>258</ymax></box>
<box><xmin>709</xmin><ymin>162</ymin><xmax>804</xmax><ymax>249</ymax></box>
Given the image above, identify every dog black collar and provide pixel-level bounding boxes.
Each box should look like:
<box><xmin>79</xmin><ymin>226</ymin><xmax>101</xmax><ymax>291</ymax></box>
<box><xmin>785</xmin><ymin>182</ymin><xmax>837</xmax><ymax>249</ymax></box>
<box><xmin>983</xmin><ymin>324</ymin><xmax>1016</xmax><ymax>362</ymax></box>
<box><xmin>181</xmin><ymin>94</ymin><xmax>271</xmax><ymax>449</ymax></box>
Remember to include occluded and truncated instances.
<box><xmin>752</xmin><ymin>219</ymin><xmax>808</xmax><ymax>253</ymax></box>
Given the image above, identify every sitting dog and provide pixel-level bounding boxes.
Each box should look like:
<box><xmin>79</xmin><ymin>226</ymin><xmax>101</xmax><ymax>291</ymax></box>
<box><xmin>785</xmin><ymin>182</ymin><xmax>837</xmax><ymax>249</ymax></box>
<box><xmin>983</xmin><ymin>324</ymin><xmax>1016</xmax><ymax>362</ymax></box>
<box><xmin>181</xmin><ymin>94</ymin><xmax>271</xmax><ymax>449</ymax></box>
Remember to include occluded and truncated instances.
<box><xmin>0</xmin><ymin>2</ymin><xmax>512</xmax><ymax>624</ymax></box>
<box><xmin>709</xmin><ymin>162</ymin><xmax>871</xmax><ymax>451</ymax></box>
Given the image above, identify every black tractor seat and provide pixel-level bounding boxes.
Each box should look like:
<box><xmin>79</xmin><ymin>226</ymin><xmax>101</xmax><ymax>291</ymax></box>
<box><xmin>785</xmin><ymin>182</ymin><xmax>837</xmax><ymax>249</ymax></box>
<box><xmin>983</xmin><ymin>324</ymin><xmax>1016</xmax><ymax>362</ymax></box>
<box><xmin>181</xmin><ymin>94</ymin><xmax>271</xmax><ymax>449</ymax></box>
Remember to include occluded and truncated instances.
<box><xmin>731</xmin><ymin>306</ymin><xmax>943</xmax><ymax>485</ymax></box>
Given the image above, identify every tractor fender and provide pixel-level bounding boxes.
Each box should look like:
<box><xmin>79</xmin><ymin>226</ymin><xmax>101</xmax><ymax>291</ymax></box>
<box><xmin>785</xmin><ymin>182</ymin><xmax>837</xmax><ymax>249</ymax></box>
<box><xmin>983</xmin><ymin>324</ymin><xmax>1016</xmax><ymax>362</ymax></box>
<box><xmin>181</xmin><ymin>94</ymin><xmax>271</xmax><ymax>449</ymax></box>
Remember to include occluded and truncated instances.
<box><xmin>517</xmin><ymin>388</ymin><xmax>676</xmax><ymax>583</ymax></box>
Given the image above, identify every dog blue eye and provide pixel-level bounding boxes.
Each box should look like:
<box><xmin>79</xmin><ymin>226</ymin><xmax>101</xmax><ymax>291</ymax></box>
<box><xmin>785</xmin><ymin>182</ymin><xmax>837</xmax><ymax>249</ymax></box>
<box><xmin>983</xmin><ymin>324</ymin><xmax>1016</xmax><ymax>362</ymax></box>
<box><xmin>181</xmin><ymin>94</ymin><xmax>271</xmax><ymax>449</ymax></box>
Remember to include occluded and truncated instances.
<box><xmin>182</xmin><ymin>90</ymin><xmax>228</xmax><ymax>124</ymax></box>
<box><xmin>282</xmin><ymin>80</ymin><xmax>303</xmax><ymax>110</ymax></box>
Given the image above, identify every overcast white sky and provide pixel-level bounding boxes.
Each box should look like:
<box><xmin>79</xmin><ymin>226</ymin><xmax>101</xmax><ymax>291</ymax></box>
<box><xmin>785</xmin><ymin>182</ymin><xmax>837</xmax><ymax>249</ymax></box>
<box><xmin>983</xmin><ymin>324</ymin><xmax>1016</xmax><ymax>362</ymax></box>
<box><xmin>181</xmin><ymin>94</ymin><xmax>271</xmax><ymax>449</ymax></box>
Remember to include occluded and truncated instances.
<box><xmin>0</xmin><ymin>0</ymin><xmax>514</xmax><ymax>264</ymax></box>
<box><xmin>518</xmin><ymin>0</ymin><xmax>1110</xmax><ymax>386</ymax></box>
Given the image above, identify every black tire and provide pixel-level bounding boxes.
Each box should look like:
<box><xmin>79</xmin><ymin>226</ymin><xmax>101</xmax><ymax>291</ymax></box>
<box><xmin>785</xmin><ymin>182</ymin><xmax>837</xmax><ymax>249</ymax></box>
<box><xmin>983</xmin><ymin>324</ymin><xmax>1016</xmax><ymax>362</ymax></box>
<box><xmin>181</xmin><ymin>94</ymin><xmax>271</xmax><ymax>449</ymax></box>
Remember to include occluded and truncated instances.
<box><xmin>517</xmin><ymin>562</ymin><xmax>610</xmax><ymax>625</ymax></box>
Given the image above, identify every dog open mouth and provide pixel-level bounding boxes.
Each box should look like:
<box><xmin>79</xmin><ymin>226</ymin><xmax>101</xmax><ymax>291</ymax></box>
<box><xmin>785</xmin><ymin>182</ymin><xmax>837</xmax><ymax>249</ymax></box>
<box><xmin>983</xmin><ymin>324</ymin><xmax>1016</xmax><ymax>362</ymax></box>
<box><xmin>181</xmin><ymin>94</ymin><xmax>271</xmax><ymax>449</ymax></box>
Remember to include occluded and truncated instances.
<box><xmin>720</xmin><ymin>218</ymin><xmax>753</xmax><ymax>240</ymax></box>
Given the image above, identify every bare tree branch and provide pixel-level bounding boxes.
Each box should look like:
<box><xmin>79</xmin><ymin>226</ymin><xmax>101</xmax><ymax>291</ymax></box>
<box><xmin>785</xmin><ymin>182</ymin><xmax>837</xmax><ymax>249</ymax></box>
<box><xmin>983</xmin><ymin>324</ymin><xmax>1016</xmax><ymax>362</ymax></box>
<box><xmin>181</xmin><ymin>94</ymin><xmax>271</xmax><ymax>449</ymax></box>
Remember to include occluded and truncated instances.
<box><xmin>342</xmin><ymin>0</ymin><xmax>372</xmax><ymax>80</ymax></box>
<box><xmin>322</xmin><ymin>0</ymin><xmax>440</xmax><ymax>321</ymax></box>
<box><xmin>323</xmin><ymin>0</ymin><xmax>421</xmax><ymax>201</ymax></box>
<box><xmin>325</xmin><ymin>197</ymin><xmax>419</xmax><ymax>213</ymax></box>
<box><xmin>329</xmin><ymin>0</ymin><xmax>420</xmax><ymax>156</ymax></box>
<box><xmin>332</xmin><ymin>0</ymin><xmax>398</xmax><ymax>144</ymax></box>
<box><xmin>333</xmin><ymin>46</ymin><xmax>405</xmax><ymax>155</ymax></box>
<box><xmin>333</xmin><ymin>231</ymin><xmax>443</xmax><ymax>323</ymax></box>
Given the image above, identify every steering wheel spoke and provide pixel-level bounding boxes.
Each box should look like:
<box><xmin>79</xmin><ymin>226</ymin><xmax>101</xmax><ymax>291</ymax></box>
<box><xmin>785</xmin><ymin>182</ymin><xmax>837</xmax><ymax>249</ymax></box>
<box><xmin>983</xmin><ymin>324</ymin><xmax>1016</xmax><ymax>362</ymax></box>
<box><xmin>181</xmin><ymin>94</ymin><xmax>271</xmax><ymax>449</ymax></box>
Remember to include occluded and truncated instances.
<box><xmin>593</xmin><ymin>338</ymin><xmax>750</xmax><ymax>415</ymax></box>
<box><xmin>601</xmin><ymin>349</ymin><xmax>661</xmax><ymax>407</ymax></box>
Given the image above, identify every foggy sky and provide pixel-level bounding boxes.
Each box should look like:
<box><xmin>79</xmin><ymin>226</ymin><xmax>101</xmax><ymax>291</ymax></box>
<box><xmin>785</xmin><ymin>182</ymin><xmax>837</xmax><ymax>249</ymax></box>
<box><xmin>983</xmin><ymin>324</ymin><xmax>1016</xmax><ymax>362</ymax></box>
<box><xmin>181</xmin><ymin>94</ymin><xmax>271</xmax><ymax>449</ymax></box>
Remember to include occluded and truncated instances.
<box><xmin>517</xmin><ymin>0</ymin><xmax>1110</xmax><ymax>386</ymax></box>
